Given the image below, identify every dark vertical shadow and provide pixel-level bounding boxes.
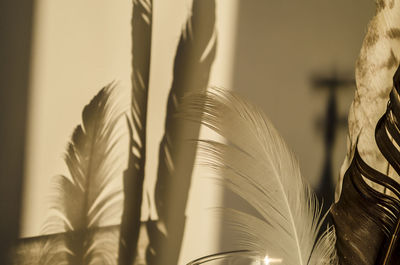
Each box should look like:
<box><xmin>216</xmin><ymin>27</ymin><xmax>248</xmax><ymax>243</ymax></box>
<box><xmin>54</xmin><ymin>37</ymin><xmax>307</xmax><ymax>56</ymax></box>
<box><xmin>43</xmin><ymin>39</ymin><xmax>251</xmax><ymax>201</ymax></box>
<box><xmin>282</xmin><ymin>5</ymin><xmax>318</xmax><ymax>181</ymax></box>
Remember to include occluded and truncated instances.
<box><xmin>119</xmin><ymin>0</ymin><xmax>152</xmax><ymax>264</ymax></box>
<box><xmin>0</xmin><ymin>0</ymin><xmax>34</xmax><ymax>263</ymax></box>
<box><xmin>316</xmin><ymin>87</ymin><xmax>337</xmax><ymax>222</ymax></box>
<box><xmin>311</xmin><ymin>71</ymin><xmax>354</xmax><ymax>221</ymax></box>
<box><xmin>146</xmin><ymin>1</ymin><xmax>217</xmax><ymax>264</ymax></box>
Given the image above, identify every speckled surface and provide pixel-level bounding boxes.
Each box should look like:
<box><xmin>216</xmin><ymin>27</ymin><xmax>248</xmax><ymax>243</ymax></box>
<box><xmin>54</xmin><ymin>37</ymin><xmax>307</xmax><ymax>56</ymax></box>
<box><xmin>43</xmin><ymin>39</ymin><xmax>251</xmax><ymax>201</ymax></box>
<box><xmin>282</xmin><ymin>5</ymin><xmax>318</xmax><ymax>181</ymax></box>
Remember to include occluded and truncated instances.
<box><xmin>337</xmin><ymin>0</ymin><xmax>400</xmax><ymax>199</ymax></box>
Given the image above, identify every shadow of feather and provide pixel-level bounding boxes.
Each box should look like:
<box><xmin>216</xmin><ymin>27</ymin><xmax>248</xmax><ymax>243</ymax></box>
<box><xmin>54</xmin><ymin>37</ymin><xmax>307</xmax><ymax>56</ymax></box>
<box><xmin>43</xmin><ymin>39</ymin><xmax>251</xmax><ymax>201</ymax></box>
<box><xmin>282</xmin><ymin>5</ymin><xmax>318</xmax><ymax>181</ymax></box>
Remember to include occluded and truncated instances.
<box><xmin>146</xmin><ymin>1</ymin><xmax>217</xmax><ymax>265</ymax></box>
<box><xmin>11</xmin><ymin>83</ymin><xmax>129</xmax><ymax>265</ymax></box>
<box><xmin>118</xmin><ymin>0</ymin><xmax>153</xmax><ymax>264</ymax></box>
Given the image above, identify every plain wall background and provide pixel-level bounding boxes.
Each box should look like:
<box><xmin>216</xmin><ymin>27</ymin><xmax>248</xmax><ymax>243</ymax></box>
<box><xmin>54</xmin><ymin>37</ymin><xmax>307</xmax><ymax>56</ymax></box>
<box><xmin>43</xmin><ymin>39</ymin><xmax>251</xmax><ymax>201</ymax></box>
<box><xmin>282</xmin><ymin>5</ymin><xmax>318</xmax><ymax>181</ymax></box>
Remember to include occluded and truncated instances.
<box><xmin>232</xmin><ymin>0</ymin><xmax>375</xmax><ymax>187</ymax></box>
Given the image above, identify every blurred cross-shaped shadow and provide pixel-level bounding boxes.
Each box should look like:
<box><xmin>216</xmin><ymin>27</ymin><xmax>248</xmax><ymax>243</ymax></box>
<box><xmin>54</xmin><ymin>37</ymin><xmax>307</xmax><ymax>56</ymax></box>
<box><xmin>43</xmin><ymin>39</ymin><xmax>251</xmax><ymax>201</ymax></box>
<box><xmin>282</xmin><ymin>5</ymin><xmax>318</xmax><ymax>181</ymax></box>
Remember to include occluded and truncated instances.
<box><xmin>310</xmin><ymin>69</ymin><xmax>355</xmax><ymax>223</ymax></box>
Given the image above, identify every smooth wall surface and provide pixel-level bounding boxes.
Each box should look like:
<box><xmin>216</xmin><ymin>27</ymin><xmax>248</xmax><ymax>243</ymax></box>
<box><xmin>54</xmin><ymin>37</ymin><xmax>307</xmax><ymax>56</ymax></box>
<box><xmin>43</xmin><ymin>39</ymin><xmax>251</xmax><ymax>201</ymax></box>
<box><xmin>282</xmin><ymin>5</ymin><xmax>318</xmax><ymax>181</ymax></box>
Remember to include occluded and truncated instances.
<box><xmin>232</xmin><ymin>0</ymin><xmax>375</xmax><ymax>188</ymax></box>
<box><xmin>0</xmin><ymin>0</ymin><xmax>34</xmax><ymax>262</ymax></box>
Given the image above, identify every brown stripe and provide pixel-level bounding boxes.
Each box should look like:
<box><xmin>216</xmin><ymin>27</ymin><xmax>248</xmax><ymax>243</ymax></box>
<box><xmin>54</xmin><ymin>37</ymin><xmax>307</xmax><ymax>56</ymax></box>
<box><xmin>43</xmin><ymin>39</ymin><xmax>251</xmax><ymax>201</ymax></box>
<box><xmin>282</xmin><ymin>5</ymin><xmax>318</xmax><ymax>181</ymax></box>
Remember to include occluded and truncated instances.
<box><xmin>385</xmin><ymin>49</ymin><xmax>399</xmax><ymax>69</ymax></box>
<box><xmin>365</xmin><ymin>24</ymin><xmax>379</xmax><ymax>47</ymax></box>
<box><xmin>387</xmin><ymin>28</ymin><xmax>400</xmax><ymax>39</ymax></box>
<box><xmin>377</xmin><ymin>0</ymin><xmax>386</xmax><ymax>12</ymax></box>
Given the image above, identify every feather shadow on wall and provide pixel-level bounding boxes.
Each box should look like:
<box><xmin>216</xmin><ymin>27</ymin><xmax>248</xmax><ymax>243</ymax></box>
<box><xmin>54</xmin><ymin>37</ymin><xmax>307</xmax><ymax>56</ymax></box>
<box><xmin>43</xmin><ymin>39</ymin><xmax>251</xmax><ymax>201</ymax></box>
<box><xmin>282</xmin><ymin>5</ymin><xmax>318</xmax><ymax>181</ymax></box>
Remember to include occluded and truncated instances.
<box><xmin>11</xmin><ymin>1</ymin><xmax>153</xmax><ymax>264</ymax></box>
<box><xmin>42</xmin><ymin>82</ymin><xmax>128</xmax><ymax>264</ymax></box>
<box><xmin>118</xmin><ymin>0</ymin><xmax>152</xmax><ymax>264</ymax></box>
<box><xmin>11</xmin><ymin>82</ymin><xmax>131</xmax><ymax>265</ymax></box>
<box><xmin>145</xmin><ymin>1</ymin><xmax>217</xmax><ymax>265</ymax></box>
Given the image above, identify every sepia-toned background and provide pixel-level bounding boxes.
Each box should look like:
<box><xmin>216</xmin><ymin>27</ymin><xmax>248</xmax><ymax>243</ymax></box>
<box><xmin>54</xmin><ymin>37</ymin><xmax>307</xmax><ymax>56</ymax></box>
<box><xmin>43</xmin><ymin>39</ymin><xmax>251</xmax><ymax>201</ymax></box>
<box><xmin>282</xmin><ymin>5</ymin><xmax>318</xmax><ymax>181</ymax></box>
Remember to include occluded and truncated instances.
<box><xmin>1</xmin><ymin>0</ymin><xmax>374</xmax><ymax>264</ymax></box>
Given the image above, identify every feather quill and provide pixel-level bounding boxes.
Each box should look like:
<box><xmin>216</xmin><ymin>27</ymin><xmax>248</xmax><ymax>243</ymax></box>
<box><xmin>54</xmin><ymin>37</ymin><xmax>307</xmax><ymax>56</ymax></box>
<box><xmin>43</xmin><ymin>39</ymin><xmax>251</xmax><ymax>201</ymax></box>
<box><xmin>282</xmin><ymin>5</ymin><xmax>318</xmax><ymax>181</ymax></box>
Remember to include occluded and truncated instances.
<box><xmin>146</xmin><ymin>1</ymin><xmax>217</xmax><ymax>264</ymax></box>
<box><xmin>176</xmin><ymin>88</ymin><xmax>338</xmax><ymax>265</ymax></box>
<box><xmin>41</xmin><ymin>82</ymin><xmax>128</xmax><ymax>265</ymax></box>
<box><xmin>118</xmin><ymin>0</ymin><xmax>152</xmax><ymax>264</ymax></box>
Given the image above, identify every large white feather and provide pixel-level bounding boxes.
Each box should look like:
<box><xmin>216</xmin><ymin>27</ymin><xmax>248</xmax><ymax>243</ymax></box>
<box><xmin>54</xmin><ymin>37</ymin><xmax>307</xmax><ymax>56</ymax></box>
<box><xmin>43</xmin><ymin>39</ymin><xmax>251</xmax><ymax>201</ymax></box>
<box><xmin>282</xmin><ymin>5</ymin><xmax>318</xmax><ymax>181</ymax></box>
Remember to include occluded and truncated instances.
<box><xmin>178</xmin><ymin>88</ymin><xmax>338</xmax><ymax>265</ymax></box>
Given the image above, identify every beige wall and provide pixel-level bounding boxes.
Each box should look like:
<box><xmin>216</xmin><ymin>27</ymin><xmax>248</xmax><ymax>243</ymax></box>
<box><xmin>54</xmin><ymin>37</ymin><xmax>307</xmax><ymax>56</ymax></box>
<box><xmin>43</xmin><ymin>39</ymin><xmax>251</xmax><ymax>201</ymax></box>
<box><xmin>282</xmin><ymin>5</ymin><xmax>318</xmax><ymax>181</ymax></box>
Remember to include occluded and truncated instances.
<box><xmin>231</xmin><ymin>1</ymin><xmax>375</xmax><ymax>187</ymax></box>
<box><xmin>21</xmin><ymin>0</ymin><xmax>132</xmax><ymax>237</ymax></box>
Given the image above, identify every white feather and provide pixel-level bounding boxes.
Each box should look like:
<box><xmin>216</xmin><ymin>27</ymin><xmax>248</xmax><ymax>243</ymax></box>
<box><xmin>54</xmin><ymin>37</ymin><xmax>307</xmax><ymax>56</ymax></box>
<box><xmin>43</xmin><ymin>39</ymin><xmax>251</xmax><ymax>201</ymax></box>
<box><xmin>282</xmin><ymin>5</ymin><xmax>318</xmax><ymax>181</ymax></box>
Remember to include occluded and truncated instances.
<box><xmin>178</xmin><ymin>88</ymin><xmax>338</xmax><ymax>265</ymax></box>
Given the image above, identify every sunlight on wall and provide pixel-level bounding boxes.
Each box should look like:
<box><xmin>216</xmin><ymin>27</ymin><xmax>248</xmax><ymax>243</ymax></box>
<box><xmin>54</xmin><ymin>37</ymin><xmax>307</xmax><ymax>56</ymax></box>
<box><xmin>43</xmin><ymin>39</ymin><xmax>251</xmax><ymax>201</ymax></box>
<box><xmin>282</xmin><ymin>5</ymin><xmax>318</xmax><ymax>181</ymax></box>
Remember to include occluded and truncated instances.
<box><xmin>21</xmin><ymin>0</ymin><xmax>132</xmax><ymax>237</ymax></box>
<box><xmin>21</xmin><ymin>0</ymin><xmax>238</xmax><ymax>263</ymax></box>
